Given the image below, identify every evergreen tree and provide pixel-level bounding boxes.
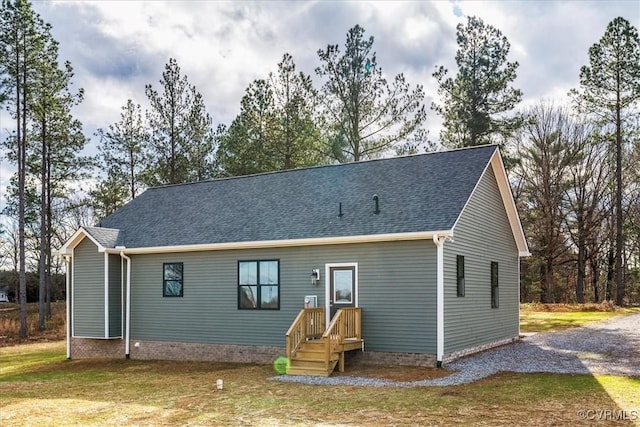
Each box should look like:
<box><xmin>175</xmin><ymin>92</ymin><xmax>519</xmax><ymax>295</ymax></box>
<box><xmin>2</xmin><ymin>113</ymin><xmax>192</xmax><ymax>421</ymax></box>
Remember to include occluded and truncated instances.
<box><xmin>316</xmin><ymin>25</ymin><xmax>427</xmax><ymax>161</ymax></box>
<box><xmin>1</xmin><ymin>0</ymin><xmax>89</xmax><ymax>330</ymax></box>
<box><xmin>432</xmin><ymin>16</ymin><xmax>523</xmax><ymax>148</ymax></box>
<box><xmin>95</xmin><ymin>99</ymin><xmax>148</xmax><ymax>203</ymax></box>
<box><xmin>217</xmin><ymin>53</ymin><xmax>323</xmax><ymax>176</ymax></box>
<box><xmin>30</xmin><ymin>48</ymin><xmax>88</xmax><ymax>326</ymax></box>
<box><xmin>145</xmin><ymin>58</ymin><xmax>216</xmax><ymax>185</ymax></box>
<box><xmin>571</xmin><ymin>17</ymin><xmax>640</xmax><ymax>305</ymax></box>
<box><xmin>0</xmin><ymin>0</ymin><xmax>49</xmax><ymax>338</ymax></box>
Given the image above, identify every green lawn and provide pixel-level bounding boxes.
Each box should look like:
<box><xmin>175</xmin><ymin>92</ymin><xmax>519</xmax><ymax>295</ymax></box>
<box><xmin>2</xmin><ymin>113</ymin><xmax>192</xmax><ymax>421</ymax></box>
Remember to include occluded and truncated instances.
<box><xmin>520</xmin><ymin>306</ymin><xmax>640</xmax><ymax>333</ymax></box>
<box><xmin>1</xmin><ymin>339</ymin><xmax>639</xmax><ymax>426</ymax></box>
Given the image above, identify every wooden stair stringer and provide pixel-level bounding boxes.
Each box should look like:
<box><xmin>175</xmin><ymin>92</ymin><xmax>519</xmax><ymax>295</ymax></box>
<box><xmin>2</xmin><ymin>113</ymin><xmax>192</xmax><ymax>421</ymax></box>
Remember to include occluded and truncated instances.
<box><xmin>287</xmin><ymin>339</ymin><xmax>340</xmax><ymax>377</ymax></box>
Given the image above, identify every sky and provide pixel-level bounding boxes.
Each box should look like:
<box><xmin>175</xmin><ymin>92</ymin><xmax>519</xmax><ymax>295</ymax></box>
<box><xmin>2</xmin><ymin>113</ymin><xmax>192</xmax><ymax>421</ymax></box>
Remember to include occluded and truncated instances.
<box><xmin>0</xmin><ymin>0</ymin><xmax>639</xmax><ymax>207</ymax></box>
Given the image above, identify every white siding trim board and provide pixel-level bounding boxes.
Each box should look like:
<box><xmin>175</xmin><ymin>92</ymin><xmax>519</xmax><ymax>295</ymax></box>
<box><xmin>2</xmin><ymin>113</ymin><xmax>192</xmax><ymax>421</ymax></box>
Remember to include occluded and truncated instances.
<box><xmin>66</xmin><ymin>255</ymin><xmax>71</xmax><ymax>358</ymax></box>
<box><xmin>104</xmin><ymin>252</ymin><xmax>109</xmax><ymax>339</ymax></box>
<box><xmin>104</xmin><ymin>230</ymin><xmax>454</xmax><ymax>256</ymax></box>
<box><xmin>71</xmin><ymin>248</ymin><xmax>75</xmax><ymax>339</ymax></box>
<box><xmin>433</xmin><ymin>235</ymin><xmax>446</xmax><ymax>367</ymax></box>
<box><xmin>57</xmin><ymin>227</ymin><xmax>107</xmax><ymax>256</ymax></box>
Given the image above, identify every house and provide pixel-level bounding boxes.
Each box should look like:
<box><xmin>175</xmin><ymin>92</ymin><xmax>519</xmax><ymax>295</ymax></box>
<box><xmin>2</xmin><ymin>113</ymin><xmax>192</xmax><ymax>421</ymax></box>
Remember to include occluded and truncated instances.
<box><xmin>57</xmin><ymin>145</ymin><xmax>528</xmax><ymax>375</ymax></box>
<box><xmin>0</xmin><ymin>287</ymin><xmax>9</xmax><ymax>303</ymax></box>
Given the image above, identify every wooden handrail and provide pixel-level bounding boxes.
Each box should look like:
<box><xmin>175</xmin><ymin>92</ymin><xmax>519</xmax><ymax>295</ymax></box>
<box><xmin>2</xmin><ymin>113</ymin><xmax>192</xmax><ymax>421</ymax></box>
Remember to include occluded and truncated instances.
<box><xmin>285</xmin><ymin>308</ymin><xmax>325</xmax><ymax>361</ymax></box>
<box><xmin>321</xmin><ymin>307</ymin><xmax>361</xmax><ymax>371</ymax></box>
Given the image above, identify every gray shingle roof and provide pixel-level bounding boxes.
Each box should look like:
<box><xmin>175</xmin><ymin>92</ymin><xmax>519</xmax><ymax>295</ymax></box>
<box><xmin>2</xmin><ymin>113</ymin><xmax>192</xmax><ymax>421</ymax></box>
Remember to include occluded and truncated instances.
<box><xmin>98</xmin><ymin>145</ymin><xmax>497</xmax><ymax>248</ymax></box>
<box><xmin>83</xmin><ymin>226</ymin><xmax>123</xmax><ymax>248</ymax></box>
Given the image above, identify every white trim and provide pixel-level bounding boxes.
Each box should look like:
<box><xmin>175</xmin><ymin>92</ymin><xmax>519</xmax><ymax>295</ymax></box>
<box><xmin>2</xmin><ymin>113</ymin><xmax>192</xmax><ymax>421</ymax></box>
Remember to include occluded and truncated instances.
<box><xmin>120</xmin><ymin>252</ymin><xmax>131</xmax><ymax>357</ymax></box>
<box><xmin>433</xmin><ymin>234</ymin><xmax>446</xmax><ymax>366</ymax></box>
<box><xmin>517</xmin><ymin>254</ymin><xmax>521</xmax><ymax>336</ymax></box>
<box><xmin>65</xmin><ymin>256</ymin><xmax>71</xmax><ymax>359</ymax></box>
<box><xmin>57</xmin><ymin>227</ymin><xmax>107</xmax><ymax>255</ymax></box>
<box><xmin>70</xmin><ymin>335</ymin><xmax>121</xmax><ymax>340</ymax></box>
<box><xmin>490</xmin><ymin>151</ymin><xmax>530</xmax><ymax>257</ymax></box>
<box><xmin>121</xmin><ymin>256</ymin><xmax>125</xmax><ymax>341</ymax></box>
<box><xmin>103</xmin><ymin>231</ymin><xmax>453</xmax><ymax>256</ymax></box>
<box><xmin>104</xmin><ymin>252</ymin><xmax>109</xmax><ymax>339</ymax></box>
<box><xmin>71</xmin><ymin>248</ymin><xmax>75</xmax><ymax>338</ymax></box>
<box><xmin>449</xmin><ymin>147</ymin><xmax>529</xmax><ymax>257</ymax></box>
<box><xmin>324</xmin><ymin>262</ymin><xmax>358</xmax><ymax>327</ymax></box>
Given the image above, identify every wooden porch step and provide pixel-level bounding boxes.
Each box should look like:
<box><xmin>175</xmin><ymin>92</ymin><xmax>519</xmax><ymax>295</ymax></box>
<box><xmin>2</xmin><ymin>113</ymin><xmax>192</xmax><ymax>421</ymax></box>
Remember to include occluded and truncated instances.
<box><xmin>287</xmin><ymin>364</ymin><xmax>333</xmax><ymax>377</ymax></box>
<box><xmin>285</xmin><ymin>307</ymin><xmax>363</xmax><ymax>377</ymax></box>
<box><xmin>287</xmin><ymin>339</ymin><xmax>340</xmax><ymax>376</ymax></box>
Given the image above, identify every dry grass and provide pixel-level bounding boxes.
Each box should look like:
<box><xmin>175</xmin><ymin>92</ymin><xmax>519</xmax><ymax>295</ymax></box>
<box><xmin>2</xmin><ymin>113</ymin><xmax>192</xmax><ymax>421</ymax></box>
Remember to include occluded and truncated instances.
<box><xmin>1</xmin><ymin>340</ymin><xmax>637</xmax><ymax>426</ymax></box>
<box><xmin>521</xmin><ymin>302</ymin><xmax>624</xmax><ymax>312</ymax></box>
<box><xmin>520</xmin><ymin>304</ymin><xmax>640</xmax><ymax>333</ymax></box>
<box><xmin>1</xmin><ymin>304</ymin><xmax>639</xmax><ymax>425</ymax></box>
<box><xmin>0</xmin><ymin>302</ymin><xmax>66</xmax><ymax>345</ymax></box>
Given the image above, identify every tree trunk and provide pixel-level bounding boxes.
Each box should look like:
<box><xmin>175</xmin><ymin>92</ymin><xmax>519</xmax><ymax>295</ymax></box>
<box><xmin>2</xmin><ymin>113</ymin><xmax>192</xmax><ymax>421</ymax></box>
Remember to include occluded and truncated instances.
<box><xmin>614</xmin><ymin>90</ymin><xmax>624</xmax><ymax>306</ymax></box>
<box><xmin>606</xmin><ymin>247</ymin><xmax>614</xmax><ymax>301</ymax></box>
<box><xmin>576</xmin><ymin>229</ymin><xmax>586</xmax><ymax>303</ymax></box>
<box><xmin>539</xmin><ymin>261</ymin><xmax>555</xmax><ymax>303</ymax></box>
<box><xmin>18</xmin><ymin>33</ymin><xmax>28</xmax><ymax>339</ymax></box>
<box><xmin>39</xmin><ymin>116</ymin><xmax>47</xmax><ymax>330</ymax></box>
<box><xmin>590</xmin><ymin>258</ymin><xmax>599</xmax><ymax>303</ymax></box>
<box><xmin>46</xmin><ymin>140</ymin><xmax>53</xmax><ymax>319</ymax></box>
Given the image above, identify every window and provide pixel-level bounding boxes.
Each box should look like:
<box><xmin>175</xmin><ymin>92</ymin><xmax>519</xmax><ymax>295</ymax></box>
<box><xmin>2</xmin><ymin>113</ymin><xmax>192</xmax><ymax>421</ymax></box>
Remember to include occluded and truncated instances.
<box><xmin>163</xmin><ymin>262</ymin><xmax>183</xmax><ymax>297</ymax></box>
<box><xmin>491</xmin><ymin>261</ymin><xmax>499</xmax><ymax>308</ymax></box>
<box><xmin>238</xmin><ymin>260</ymin><xmax>279</xmax><ymax>309</ymax></box>
<box><xmin>456</xmin><ymin>255</ymin><xmax>465</xmax><ymax>297</ymax></box>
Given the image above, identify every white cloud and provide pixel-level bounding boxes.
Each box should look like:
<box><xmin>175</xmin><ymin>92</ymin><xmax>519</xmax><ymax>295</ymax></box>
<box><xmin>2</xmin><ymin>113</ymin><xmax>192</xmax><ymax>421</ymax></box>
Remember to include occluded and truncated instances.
<box><xmin>1</xmin><ymin>0</ymin><xmax>638</xmax><ymax>178</ymax></box>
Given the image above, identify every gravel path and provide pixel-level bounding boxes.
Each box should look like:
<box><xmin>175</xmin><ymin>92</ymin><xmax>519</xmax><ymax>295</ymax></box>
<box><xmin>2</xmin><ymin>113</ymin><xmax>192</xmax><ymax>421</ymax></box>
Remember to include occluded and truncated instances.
<box><xmin>271</xmin><ymin>312</ymin><xmax>640</xmax><ymax>387</ymax></box>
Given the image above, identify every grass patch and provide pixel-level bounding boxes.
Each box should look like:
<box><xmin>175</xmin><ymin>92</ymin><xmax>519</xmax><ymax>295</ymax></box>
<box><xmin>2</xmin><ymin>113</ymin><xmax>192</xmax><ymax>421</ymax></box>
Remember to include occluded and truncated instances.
<box><xmin>0</xmin><ymin>302</ymin><xmax>66</xmax><ymax>345</ymax></box>
<box><xmin>1</xmin><ymin>341</ymin><xmax>638</xmax><ymax>426</ymax></box>
<box><xmin>520</xmin><ymin>304</ymin><xmax>640</xmax><ymax>333</ymax></box>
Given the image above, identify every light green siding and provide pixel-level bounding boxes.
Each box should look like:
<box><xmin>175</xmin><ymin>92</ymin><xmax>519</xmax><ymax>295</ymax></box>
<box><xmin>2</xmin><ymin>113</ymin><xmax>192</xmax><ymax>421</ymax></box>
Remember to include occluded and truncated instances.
<box><xmin>443</xmin><ymin>166</ymin><xmax>520</xmax><ymax>353</ymax></box>
<box><xmin>73</xmin><ymin>238</ymin><xmax>105</xmax><ymax>338</ymax></box>
<box><xmin>129</xmin><ymin>240</ymin><xmax>437</xmax><ymax>353</ymax></box>
<box><xmin>108</xmin><ymin>254</ymin><xmax>122</xmax><ymax>337</ymax></box>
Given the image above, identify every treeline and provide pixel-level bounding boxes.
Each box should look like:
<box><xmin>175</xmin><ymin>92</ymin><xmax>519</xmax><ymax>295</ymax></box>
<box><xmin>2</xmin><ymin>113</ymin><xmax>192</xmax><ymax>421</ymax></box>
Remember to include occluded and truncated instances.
<box><xmin>0</xmin><ymin>0</ymin><xmax>638</xmax><ymax>338</ymax></box>
<box><xmin>89</xmin><ymin>26</ymin><xmax>429</xmax><ymax>217</ymax></box>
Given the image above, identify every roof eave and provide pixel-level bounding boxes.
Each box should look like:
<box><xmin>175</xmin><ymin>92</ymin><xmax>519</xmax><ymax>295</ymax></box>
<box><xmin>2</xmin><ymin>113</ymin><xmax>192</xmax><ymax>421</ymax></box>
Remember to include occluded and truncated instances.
<box><xmin>489</xmin><ymin>150</ymin><xmax>529</xmax><ymax>257</ymax></box>
<box><xmin>56</xmin><ymin>227</ymin><xmax>107</xmax><ymax>256</ymax></box>
<box><xmin>104</xmin><ymin>230</ymin><xmax>455</xmax><ymax>255</ymax></box>
<box><xmin>449</xmin><ymin>147</ymin><xmax>529</xmax><ymax>257</ymax></box>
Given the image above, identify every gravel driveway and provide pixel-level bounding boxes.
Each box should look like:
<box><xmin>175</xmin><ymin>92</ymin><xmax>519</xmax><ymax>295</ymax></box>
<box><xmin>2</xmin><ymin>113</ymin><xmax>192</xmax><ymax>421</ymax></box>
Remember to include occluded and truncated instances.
<box><xmin>272</xmin><ymin>312</ymin><xmax>640</xmax><ymax>387</ymax></box>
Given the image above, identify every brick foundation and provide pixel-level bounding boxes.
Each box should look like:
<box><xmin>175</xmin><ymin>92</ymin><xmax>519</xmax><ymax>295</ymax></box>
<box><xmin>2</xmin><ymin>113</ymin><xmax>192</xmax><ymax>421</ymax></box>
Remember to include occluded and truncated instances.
<box><xmin>71</xmin><ymin>338</ymin><xmax>125</xmax><ymax>359</ymax></box>
<box><xmin>128</xmin><ymin>340</ymin><xmax>283</xmax><ymax>364</ymax></box>
<box><xmin>70</xmin><ymin>337</ymin><xmax>516</xmax><ymax>367</ymax></box>
<box><xmin>348</xmin><ymin>350</ymin><xmax>437</xmax><ymax>367</ymax></box>
<box><xmin>443</xmin><ymin>336</ymin><xmax>520</xmax><ymax>363</ymax></box>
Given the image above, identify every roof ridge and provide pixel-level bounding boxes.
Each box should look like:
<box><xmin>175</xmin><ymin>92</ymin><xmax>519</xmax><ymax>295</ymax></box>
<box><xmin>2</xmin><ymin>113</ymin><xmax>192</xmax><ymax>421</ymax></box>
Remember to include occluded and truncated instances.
<box><xmin>146</xmin><ymin>145</ymin><xmax>499</xmax><ymax>191</ymax></box>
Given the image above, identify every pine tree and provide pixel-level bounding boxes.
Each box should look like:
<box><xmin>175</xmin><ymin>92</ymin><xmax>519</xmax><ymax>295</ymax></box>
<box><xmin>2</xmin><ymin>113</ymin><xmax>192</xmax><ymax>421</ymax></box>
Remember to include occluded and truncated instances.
<box><xmin>145</xmin><ymin>58</ymin><xmax>215</xmax><ymax>185</ymax></box>
<box><xmin>0</xmin><ymin>0</ymin><xmax>49</xmax><ymax>338</ymax></box>
<box><xmin>95</xmin><ymin>99</ymin><xmax>148</xmax><ymax>204</ymax></box>
<box><xmin>217</xmin><ymin>53</ymin><xmax>323</xmax><ymax>176</ymax></box>
<box><xmin>433</xmin><ymin>16</ymin><xmax>523</xmax><ymax>148</ymax></box>
<box><xmin>316</xmin><ymin>25</ymin><xmax>427</xmax><ymax>161</ymax></box>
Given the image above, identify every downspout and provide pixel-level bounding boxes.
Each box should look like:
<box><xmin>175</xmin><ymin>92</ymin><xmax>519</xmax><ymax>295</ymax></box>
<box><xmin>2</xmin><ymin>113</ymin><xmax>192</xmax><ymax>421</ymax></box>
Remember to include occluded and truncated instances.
<box><xmin>119</xmin><ymin>251</ymin><xmax>131</xmax><ymax>358</ymax></box>
<box><xmin>64</xmin><ymin>255</ymin><xmax>71</xmax><ymax>359</ymax></box>
<box><xmin>433</xmin><ymin>234</ymin><xmax>446</xmax><ymax>368</ymax></box>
